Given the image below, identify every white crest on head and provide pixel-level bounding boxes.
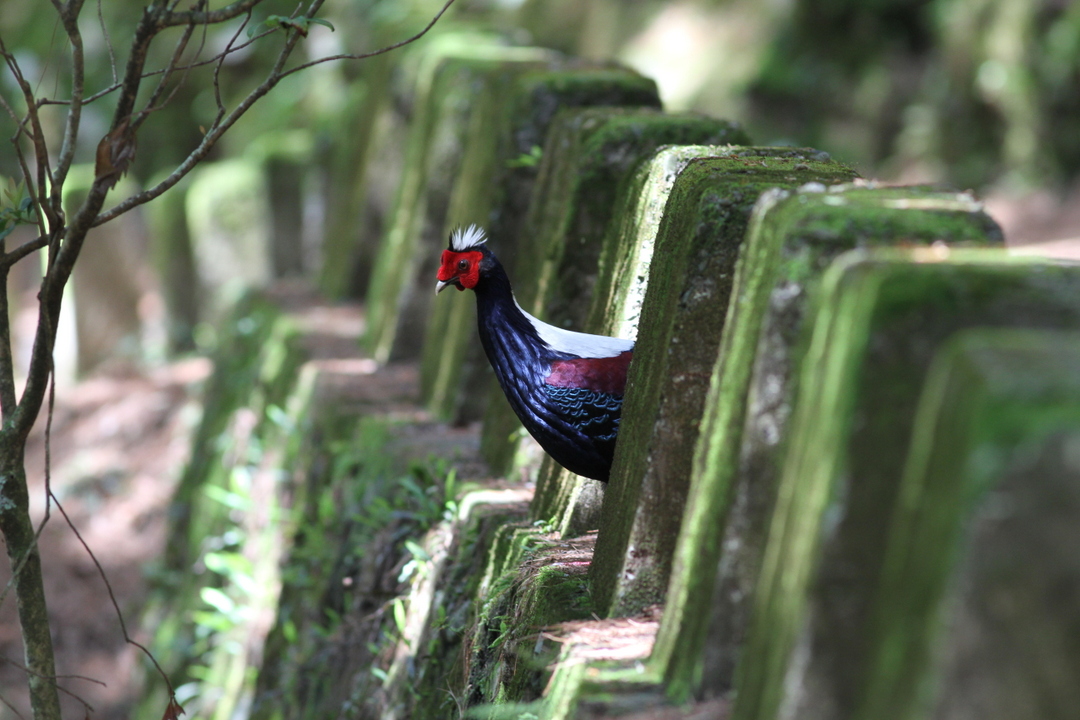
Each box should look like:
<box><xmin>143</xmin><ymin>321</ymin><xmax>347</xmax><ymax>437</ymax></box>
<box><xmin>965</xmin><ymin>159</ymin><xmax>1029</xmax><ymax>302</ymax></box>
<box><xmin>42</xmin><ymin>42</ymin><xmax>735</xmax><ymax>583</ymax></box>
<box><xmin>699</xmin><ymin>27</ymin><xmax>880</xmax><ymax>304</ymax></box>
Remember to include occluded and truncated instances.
<box><xmin>450</xmin><ymin>224</ymin><xmax>488</xmax><ymax>251</ymax></box>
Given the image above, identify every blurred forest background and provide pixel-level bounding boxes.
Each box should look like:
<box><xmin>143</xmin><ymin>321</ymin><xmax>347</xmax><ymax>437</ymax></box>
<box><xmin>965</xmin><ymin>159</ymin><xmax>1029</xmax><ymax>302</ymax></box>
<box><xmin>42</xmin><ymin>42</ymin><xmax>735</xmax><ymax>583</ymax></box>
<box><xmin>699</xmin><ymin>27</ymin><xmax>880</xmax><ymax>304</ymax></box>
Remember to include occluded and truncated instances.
<box><xmin>0</xmin><ymin>0</ymin><xmax>1078</xmax><ymax>717</ymax></box>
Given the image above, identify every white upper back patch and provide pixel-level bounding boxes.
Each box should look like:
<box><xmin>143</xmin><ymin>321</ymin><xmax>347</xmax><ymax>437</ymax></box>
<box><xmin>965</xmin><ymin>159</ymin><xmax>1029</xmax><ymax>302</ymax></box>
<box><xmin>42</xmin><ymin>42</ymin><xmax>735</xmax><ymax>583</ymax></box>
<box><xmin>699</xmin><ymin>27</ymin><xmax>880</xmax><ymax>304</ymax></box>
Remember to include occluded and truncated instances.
<box><xmin>516</xmin><ymin>299</ymin><xmax>634</xmax><ymax>358</ymax></box>
<box><xmin>450</xmin><ymin>225</ymin><xmax>488</xmax><ymax>251</ymax></box>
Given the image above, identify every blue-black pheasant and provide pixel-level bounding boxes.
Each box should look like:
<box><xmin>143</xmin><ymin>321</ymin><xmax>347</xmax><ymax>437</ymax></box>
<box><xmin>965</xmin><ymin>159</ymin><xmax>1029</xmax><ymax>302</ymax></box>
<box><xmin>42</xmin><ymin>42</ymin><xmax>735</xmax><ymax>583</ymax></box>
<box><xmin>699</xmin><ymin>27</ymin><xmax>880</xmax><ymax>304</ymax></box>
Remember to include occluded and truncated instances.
<box><xmin>435</xmin><ymin>225</ymin><xmax>633</xmax><ymax>481</ymax></box>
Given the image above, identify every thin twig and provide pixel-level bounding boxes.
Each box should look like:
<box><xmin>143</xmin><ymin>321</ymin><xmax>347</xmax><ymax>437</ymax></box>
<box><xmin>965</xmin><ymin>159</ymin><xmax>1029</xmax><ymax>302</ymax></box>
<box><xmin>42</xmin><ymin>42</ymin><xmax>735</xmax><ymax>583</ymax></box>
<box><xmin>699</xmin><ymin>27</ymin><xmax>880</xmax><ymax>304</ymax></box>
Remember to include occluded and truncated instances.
<box><xmin>36</xmin><ymin>27</ymin><xmax>275</xmax><ymax>111</ymax></box>
<box><xmin>49</xmin><ymin>492</ymin><xmax>177</xmax><ymax>699</ymax></box>
<box><xmin>52</xmin><ymin>0</ymin><xmax>87</xmax><ymax>193</ymax></box>
<box><xmin>0</xmin><ymin>651</ymin><xmax>99</xmax><ymax>714</ymax></box>
<box><xmin>0</xmin><ymin>688</ymin><xmax>27</xmax><ymax>720</ymax></box>
<box><xmin>280</xmin><ymin>0</ymin><xmax>458</xmax><ymax>79</ymax></box>
<box><xmin>212</xmin><ymin>12</ymin><xmax>251</xmax><ymax>118</ymax></box>
<box><xmin>98</xmin><ymin>0</ymin><xmax>118</xmax><ymax>85</ymax></box>
<box><xmin>133</xmin><ymin>6</ymin><xmax>202</xmax><ymax>129</ymax></box>
<box><xmin>0</xmin><ymin>653</ymin><xmax>106</xmax><ymax>689</ymax></box>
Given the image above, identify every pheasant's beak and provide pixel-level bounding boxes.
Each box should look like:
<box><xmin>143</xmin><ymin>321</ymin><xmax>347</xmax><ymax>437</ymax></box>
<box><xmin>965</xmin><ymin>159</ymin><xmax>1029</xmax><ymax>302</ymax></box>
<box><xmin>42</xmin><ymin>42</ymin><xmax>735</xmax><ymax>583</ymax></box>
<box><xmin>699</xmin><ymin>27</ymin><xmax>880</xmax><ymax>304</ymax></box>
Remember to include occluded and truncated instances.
<box><xmin>435</xmin><ymin>278</ymin><xmax>460</xmax><ymax>295</ymax></box>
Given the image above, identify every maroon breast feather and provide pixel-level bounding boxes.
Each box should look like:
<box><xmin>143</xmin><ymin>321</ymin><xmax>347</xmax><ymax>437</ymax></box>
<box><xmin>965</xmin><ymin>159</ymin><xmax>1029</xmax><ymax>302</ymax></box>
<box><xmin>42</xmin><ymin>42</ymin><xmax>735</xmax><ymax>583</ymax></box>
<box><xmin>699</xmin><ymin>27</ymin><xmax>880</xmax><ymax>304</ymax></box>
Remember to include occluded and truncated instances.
<box><xmin>544</xmin><ymin>351</ymin><xmax>633</xmax><ymax>395</ymax></box>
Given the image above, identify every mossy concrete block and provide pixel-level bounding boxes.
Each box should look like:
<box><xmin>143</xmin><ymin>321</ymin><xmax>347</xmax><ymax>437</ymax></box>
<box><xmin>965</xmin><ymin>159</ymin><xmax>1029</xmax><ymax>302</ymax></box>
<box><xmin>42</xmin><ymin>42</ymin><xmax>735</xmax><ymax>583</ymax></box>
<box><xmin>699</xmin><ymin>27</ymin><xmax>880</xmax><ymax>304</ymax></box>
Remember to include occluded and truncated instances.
<box><xmin>512</xmin><ymin>108</ymin><xmax>749</xmax><ymax>326</ymax></box>
<box><xmin>421</xmin><ymin>65</ymin><xmax>661</xmax><ymax>421</ymax></box>
<box><xmin>732</xmin><ymin>252</ymin><xmax>1080</xmax><ymax>720</ymax></box>
<box><xmin>525</xmin><ymin>143</ymin><xmax>742</xmax><ymax>526</ymax></box>
<box><xmin>590</xmin><ymin>149</ymin><xmax>857</xmax><ymax>618</ymax></box>
<box><xmin>654</xmin><ymin>184</ymin><xmax>1004</xmax><ymax>701</ymax></box>
<box><xmin>365</xmin><ymin>38</ymin><xmax>556</xmax><ymax>363</ymax></box>
<box><xmin>247</xmin><ymin>129</ymin><xmax>315</xmax><ymax>278</ymax></box>
<box><xmin>137</xmin><ymin>294</ymin><xmax>306</xmax><ymax>719</ymax></box>
<box><xmin>186</xmin><ymin>158</ymin><xmax>272</xmax><ymax>316</ymax></box>
<box><xmin>145</xmin><ymin>171</ymin><xmax>199</xmax><ymax>353</ymax></box>
<box><xmin>857</xmin><ymin>329</ymin><xmax>1080</xmax><ymax>720</ymax></box>
<box><xmin>474</xmin><ymin>108</ymin><xmax>748</xmax><ymax>514</ymax></box>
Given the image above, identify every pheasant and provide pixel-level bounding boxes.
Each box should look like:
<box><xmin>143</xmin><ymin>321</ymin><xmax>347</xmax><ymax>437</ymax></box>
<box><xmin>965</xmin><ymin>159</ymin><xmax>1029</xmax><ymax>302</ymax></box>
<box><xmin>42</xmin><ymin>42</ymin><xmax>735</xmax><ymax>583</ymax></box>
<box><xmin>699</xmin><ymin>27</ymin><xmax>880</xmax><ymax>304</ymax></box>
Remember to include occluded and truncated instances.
<box><xmin>435</xmin><ymin>225</ymin><xmax>633</xmax><ymax>481</ymax></box>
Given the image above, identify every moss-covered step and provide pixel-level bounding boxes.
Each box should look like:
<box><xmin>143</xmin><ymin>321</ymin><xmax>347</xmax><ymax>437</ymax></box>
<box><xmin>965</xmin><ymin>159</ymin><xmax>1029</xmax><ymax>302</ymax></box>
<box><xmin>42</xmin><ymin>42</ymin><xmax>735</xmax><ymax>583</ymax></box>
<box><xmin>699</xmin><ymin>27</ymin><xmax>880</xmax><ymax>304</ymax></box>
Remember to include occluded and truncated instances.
<box><xmin>856</xmin><ymin>328</ymin><xmax>1080</xmax><ymax>720</ymax></box>
<box><xmin>652</xmin><ymin>184</ymin><xmax>1004</xmax><ymax>702</ymax></box>
<box><xmin>364</xmin><ymin>37</ymin><xmax>557</xmax><ymax>364</ymax></box>
<box><xmin>489</xmin><ymin>110</ymin><xmax>751</xmax><ymax>514</ymax></box>
<box><xmin>589</xmin><ymin>148</ymin><xmax>857</xmax><ymax>619</ymax></box>
<box><xmin>730</xmin><ymin>251</ymin><xmax>1080</xmax><ymax>720</ymax></box>
<box><xmin>420</xmin><ymin>66</ymin><xmax>662</xmax><ymax>422</ymax></box>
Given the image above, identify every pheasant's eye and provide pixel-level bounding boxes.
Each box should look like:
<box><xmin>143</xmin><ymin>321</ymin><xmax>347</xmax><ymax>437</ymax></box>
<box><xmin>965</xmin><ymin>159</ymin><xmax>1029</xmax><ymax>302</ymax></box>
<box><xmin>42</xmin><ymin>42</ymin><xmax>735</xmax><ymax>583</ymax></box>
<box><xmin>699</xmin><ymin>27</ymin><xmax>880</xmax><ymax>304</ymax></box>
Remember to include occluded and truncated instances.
<box><xmin>457</xmin><ymin>259</ymin><xmax>470</xmax><ymax>272</ymax></box>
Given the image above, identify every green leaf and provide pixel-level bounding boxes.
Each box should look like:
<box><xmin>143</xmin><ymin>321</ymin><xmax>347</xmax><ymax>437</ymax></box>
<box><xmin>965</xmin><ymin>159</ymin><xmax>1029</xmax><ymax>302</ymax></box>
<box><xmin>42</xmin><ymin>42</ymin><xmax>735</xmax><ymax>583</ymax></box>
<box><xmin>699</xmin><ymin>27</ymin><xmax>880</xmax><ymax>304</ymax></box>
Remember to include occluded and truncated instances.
<box><xmin>200</xmin><ymin>586</ymin><xmax>236</xmax><ymax>615</ymax></box>
<box><xmin>392</xmin><ymin>598</ymin><xmax>408</xmax><ymax>636</ymax></box>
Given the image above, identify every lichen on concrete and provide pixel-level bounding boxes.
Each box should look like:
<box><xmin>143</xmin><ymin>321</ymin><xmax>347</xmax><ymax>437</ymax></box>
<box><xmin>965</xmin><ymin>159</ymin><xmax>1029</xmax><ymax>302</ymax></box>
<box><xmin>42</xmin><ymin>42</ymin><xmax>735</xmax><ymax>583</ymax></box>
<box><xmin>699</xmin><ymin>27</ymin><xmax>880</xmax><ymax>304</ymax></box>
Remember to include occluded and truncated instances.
<box><xmin>590</xmin><ymin>148</ymin><xmax>858</xmax><ymax>620</ymax></box>
<box><xmin>733</xmin><ymin>251</ymin><xmax>1080</xmax><ymax>720</ymax></box>
<box><xmin>656</xmin><ymin>184</ymin><xmax>1004</xmax><ymax>703</ymax></box>
<box><xmin>857</xmin><ymin>329</ymin><xmax>1080</xmax><ymax>720</ymax></box>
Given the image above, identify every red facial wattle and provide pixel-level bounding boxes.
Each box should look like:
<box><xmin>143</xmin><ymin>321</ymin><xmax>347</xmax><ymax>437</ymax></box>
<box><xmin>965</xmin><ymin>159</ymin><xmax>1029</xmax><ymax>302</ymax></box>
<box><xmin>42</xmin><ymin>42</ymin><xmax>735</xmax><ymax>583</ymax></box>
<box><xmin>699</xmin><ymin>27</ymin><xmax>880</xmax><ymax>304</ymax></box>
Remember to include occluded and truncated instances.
<box><xmin>438</xmin><ymin>249</ymin><xmax>482</xmax><ymax>290</ymax></box>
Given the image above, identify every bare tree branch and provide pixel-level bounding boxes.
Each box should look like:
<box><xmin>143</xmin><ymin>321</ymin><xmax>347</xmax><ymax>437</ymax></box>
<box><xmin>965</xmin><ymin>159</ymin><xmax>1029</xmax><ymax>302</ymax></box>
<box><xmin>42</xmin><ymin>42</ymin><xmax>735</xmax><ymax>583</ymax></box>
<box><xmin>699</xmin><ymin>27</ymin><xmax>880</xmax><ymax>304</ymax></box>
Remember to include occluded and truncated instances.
<box><xmin>0</xmin><ymin>41</ymin><xmax>59</xmax><ymax>233</ymax></box>
<box><xmin>212</xmin><ymin>11</ymin><xmax>252</xmax><ymax>120</ymax></box>
<box><xmin>94</xmin><ymin>0</ymin><xmax>459</xmax><ymax>226</ymax></box>
<box><xmin>0</xmin><ymin>0</ymin><xmax>461</xmax><ymax>716</ymax></box>
<box><xmin>2</xmin><ymin>235</ymin><xmax>50</xmax><ymax>270</ymax></box>
<box><xmin>35</xmin><ymin>25</ymin><xmax>283</xmax><ymax>112</ymax></box>
<box><xmin>96</xmin><ymin>0</ymin><xmax>119</xmax><ymax>86</ymax></box>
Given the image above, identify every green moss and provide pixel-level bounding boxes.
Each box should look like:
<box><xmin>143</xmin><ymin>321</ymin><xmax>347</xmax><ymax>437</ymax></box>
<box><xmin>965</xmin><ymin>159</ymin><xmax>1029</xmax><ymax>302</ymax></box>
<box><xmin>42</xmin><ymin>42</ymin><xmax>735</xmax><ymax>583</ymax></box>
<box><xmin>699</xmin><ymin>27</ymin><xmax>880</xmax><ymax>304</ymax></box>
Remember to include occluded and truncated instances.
<box><xmin>248</xmin><ymin>418</ymin><xmax>474</xmax><ymax>720</ymax></box>
<box><xmin>857</xmin><ymin>329</ymin><xmax>1080</xmax><ymax>720</ymax></box>
<box><xmin>185</xmin><ymin>159</ymin><xmax>272</xmax><ymax>312</ymax></box>
<box><xmin>590</xmin><ymin>148</ymin><xmax>857</xmax><ymax>619</ymax></box>
<box><xmin>656</xmin><ymin>185</ymin><xmax>1003</xmax><ymax>702</ymax></box>
<box><xmin>732</xmin><ymin>252</ymin><xmax>1080</xmax><ymax>720</ymax></box>
<box><xmin>145</xmin><ymin>170</ymin><xmax>199</xmax><ymax>353</ymax></box>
